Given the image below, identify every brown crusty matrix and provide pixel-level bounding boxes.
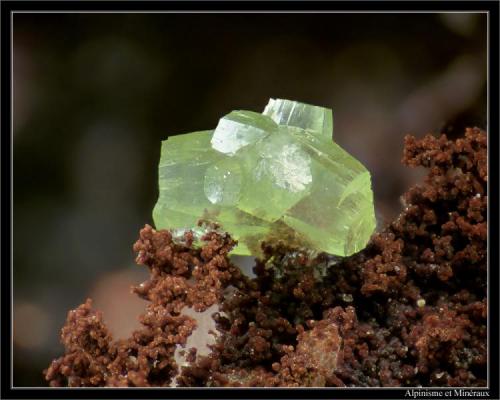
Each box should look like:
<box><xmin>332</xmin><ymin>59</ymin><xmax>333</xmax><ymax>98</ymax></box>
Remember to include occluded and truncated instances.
<box><xmin>45</xmin><ymin>128</ymin><xmax>487</xmax><ymax>387</ymax></box>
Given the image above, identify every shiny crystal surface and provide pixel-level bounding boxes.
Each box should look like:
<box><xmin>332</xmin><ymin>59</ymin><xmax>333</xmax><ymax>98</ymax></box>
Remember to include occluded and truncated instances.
<box><xmin>210</xmin><ymin>110</ymin><xmax>276</xmax><ymax>155</ymax></box>
<box><xmin>263</xmin><ymin>98</ymin><xmax>333</xmax><ymax>139</ymax></box>
<box><xmin>153</xmin><ymin>99</ymin><xmax>376</xmax><ymax>257</ymax></box>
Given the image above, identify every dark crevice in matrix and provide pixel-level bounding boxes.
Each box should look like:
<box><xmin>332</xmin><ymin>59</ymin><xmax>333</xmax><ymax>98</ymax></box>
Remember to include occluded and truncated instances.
<box><xmin>44</xmin><ymin>128</ymin><xmax>487</xmax><ymax>387</ymax></box>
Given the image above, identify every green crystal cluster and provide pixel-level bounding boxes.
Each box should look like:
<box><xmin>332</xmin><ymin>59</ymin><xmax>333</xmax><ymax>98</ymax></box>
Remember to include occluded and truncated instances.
<box><xmin>153</xmin><ymin>98</ymin><xmax>376</xmax><ymax>257</ymax></box>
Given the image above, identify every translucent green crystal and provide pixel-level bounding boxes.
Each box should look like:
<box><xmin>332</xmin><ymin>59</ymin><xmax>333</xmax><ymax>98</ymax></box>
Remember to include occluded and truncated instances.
<box><xmin>210</xmin><ymin>110</ymin><xmax>276</xmax><ymax>155</ymax></box>
<box><xmin>204</xmin><ymin>158</ymin><xmax>242</xmax><ymax>206</ymax></box>
<box><xmin>153</xmin><ymin>98</ymin><xmax>376</xmax><ymax>257</ymax></box>
<box><xmin>263</xmin><ymin>98</ymin><xmax>333</xmax><ymax>140</ymax></box>
<box><xmin>237</xmin><ymin>129</ymin><xmax>313</xmax><ymax>222</ymax></box>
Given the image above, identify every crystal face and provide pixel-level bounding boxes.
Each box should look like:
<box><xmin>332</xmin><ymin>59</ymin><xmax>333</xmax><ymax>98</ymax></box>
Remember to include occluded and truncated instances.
<box><xmin>211</xmin><ymin>110</ymin><xmax>275</xmax><ymax>155</ymax></box>
<box><xmin>153</xmin><ymin>98</ymin><xmax>376</xmax><ymax>257</ymax></box>
<box><xmin>263</xmin><ymin>98</ymin><xmax>333</xmax><ymax>139</ymax></box>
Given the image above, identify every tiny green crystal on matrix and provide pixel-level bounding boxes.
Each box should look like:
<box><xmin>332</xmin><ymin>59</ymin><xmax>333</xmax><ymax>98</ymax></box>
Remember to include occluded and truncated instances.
<box><xmin>153</xmin><ymin>98</ymin><xmax>376</xmax><ymax>257</ymax></box>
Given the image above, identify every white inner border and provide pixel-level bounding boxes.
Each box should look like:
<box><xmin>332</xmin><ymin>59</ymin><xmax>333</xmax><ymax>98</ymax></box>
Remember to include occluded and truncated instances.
<box><xmin>9</xmin><ymin>9</ymin><xmax>490</xmax><ymax>393</ymax></box>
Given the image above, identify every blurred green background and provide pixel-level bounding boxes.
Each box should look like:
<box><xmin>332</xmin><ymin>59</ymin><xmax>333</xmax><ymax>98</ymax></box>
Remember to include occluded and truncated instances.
<box><xmin>13</xmin><ymin>12</ymin><xmax>486</xmax><ymax>386</ymax></box>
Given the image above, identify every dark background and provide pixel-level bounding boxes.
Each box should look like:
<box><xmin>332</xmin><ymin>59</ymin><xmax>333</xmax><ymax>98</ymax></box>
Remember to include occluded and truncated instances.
<box><xmin>13</xmin><ymin>12</ymin><xmax>487</xmax><ymax>386</ymax></box>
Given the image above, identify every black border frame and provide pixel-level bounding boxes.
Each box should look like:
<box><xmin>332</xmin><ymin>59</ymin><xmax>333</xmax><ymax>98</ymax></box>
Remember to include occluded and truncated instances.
<box><xmin>1</xmin><ymin>1</ymin><xmax>498</xmax><ymax>399</ymax></box>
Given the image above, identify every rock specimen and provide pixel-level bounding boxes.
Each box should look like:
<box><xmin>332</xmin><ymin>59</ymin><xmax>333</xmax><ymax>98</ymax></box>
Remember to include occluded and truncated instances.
<box><xmin>153</xmin><ymin>99</ymin><xmax>376</xmax><ymax>257</ymax></box>
<box><xmin>44</xmin><ymin>128</ymin><xmax>488</xmax><ymax>388</ymax></box>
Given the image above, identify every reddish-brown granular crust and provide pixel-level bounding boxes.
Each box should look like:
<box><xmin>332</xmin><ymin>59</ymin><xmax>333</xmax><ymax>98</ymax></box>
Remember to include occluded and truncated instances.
<box><xmin>44</xmin><ymin>226</ymin><xmax>242</xmax><ymax>387</ymax></box>
<box><xmin>44</xmin><ymin>299</ymin><xmax>111</xmax><ymax>387</ymax></box>
<box><xmin>44</xmin><ymin>128</ymin><xmax>487</xmax><ymax>387</ymax></box>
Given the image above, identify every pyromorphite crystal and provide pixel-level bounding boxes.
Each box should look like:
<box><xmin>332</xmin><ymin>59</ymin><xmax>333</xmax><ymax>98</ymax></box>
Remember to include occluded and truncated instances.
<box><xmin>153</xmin><ymin>98</ymin><xmax>376</xmax><ymax>257</ymax></box>
<box><xmin>263</xmin><ymin>98</ymin><xmax>333</xmax><ymax>139</ymax></box>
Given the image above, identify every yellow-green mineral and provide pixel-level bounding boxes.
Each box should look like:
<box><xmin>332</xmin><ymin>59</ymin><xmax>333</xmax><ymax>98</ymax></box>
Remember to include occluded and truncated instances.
<box><xmin>153</xmin><ymin>98</ymin><xmax>376</xmax><ymax>257</ymax></box>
